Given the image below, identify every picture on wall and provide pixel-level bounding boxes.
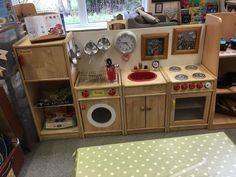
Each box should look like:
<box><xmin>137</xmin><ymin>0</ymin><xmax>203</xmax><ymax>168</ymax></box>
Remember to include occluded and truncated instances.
<box><xmin>155</xmin><ymin>3</ymin><xmax>163</xmax><ymax>13</ymax></box>
<box><xmin>141</xmin><ymin>33</ymin><xmax>169</xmax><ymax>60</ymax></box>
<box><xmin>172</xmin><ymin>27</ymin><xmax>201</xmax><ymax>55</ymax></box>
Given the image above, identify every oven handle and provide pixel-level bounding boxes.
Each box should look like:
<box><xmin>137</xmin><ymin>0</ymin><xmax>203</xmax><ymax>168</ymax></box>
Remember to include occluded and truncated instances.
<box><xmin>172</xmin><ymin>99</ymin><xmax>176</xmax><ymax>110</ymax></box>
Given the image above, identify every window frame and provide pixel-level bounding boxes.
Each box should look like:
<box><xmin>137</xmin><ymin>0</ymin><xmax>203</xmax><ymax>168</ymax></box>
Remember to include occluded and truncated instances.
<box><xmin>66</xmin><ymin>0</ymin><xmax>146</xmax><ymax>31</ymax></box>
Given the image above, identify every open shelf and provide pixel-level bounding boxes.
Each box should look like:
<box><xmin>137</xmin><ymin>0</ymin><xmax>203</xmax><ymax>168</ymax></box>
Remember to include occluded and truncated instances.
<box><xmin>33</xmin><ymin>103</ymin><xmax>74</xmax><ymax>109</ymax></box>
<box><xmin>219</xmin><ymin>48</ymin><xmax>236</xmax><ymax>58</ymax></box>
<box><xmin>25</xmin><ymin>80</ymin><xmax>72</xmax><ymax>107</ymax></box>
<box><xmin>24</xmin><ymin>77</ymin><xmax>70</xmax><ymax>83</ymax></box>
<box><xmin>217</xmin><ymin>86</ymin><xmax>236</xmax><ymax>94</ymax></box>
<box><xmin>212</xmin><ymin>112</ymin><xmax>236</xmax><ymax>128</ymax></box>
<box><xmin>41</xmin><ymin>126</ymin><xmax>79</xmax><ymax>135</ymax></box>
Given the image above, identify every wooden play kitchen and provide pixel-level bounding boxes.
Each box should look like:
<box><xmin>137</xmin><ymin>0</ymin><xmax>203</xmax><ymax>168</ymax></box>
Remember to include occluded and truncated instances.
<box><xmin>12</xmin><ymin>13</ymin><xmax>236</xmax><ymax>140</ymax></box>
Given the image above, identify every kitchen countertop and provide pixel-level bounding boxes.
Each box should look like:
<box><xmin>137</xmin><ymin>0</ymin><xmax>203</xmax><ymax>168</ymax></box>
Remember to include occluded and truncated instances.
<box><xmin>121</xmin><ymin>69</ymin><xmax>167</xmax><ymax>87</ymax></box>
<box><xmin>162</xmin><ymin>65</ymin><xmax>215</xmax><ymax>83</ymax></box>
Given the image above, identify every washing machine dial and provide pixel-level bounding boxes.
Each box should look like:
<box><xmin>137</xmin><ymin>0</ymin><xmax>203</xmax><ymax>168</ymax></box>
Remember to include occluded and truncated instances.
<box><xmin>82</xmin><ymin>90</ymin><xmax>89</xmax><ymax>97</ymax></box>
<box><xmin>205</xmin><ymin>82</ymin><xmax>212</xmax><ymax>89</ymax></box>
<box><xmin>108</xmin><ymin>88</ymin><xmax>116</xmax><ymax>96</ymax></box>
<box><xmin>80</xmin><ymin>104</ymin><xmax>86</xmax><ymax>110</ymax></box>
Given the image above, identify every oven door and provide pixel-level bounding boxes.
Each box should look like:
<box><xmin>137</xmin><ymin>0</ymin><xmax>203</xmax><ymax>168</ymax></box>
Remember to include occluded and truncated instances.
<box><xmin>80</xmin><ymin>99</ymin><xmax>121</xmax><ymax>133</ymax></box>
<box><xmin>170</xmin><ymin>92</ymin><xmax>212</xmax><ymax>127</ymax></box>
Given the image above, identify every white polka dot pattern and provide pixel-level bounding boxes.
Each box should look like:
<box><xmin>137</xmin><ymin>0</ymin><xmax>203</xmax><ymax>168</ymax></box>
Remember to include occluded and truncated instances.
<box><xmin>75</xmin><ymin>132</ymin><xmax>236</xmax><ymax>177</ymax></box>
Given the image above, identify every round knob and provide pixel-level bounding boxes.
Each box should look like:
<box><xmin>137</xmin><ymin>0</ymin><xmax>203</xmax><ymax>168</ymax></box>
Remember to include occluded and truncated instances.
<box><xmin>80</xmin><ymin>104</ymin><xmax>86</xmax><ymax>110</ymax></box>
<box><xmin>205</xmin><ymin>82</ymin><xmax>212</xmax><ymax>89</ymax></box>
<box><xmin>196</xmin><ymin>83</ymin><xmax>203</xmax><ymax>89</ymax></box>
<box><xmin>108</xmin><ymin>88</ymin><xmax>116</xmax><ymax>96</ymax></box>
<box><xmin>82</xmin><ymin>90</ymin><xmax>89</xmax><ymax>97</ymax></box>
<box><xmin>189</xmin><ymin>83</ymin><xmax>195</xmax><ymax>89</ymax></box>
<box><xmin>174</xmin><ymin>84</ymin><xmax>180</xmax><ymax>91</ymax></box>
<box><xmin>140</xmin><ymin>106</ymin><xmax>145</xmax><ymax>111</ymax></box>
<box><xmin>181</xmin><ymin>84</ymin><xmax>188</xmax><ymax>90</ymax></box>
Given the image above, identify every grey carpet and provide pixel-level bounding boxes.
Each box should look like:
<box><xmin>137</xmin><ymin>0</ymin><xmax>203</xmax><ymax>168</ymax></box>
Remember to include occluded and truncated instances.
<box><xmin>19</xmin><ymin>129</ymin><xmax>236</xmax><ymax>177</ymax></box>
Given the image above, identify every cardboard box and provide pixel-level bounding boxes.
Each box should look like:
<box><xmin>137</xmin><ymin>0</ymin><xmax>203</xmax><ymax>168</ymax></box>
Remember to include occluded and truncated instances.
<box><xmin>24</xmin><ymin>13</ymin><xmax>66</xmax><ymax>43</ymax></box>
<box><xmin>44</xmin><ymin>107</ymin><xmax>76</xmax><ymax>129</ymax></box>
<box><xmin>0</xmin><ymin>0</ymin><xmax>16</xmax><ymax>26</ymax></box>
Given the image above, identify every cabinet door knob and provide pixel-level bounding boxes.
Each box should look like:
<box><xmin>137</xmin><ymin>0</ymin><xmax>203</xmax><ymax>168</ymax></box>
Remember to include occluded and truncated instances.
<box><xmin>146</xmin><ymin>106</ymin><xmax>152</xmax><ymax>111</ymax></box>
<box><xmin>140</xmin><ymin>106</ymin><xmax>145</xmax><ymax>111</ymax></box>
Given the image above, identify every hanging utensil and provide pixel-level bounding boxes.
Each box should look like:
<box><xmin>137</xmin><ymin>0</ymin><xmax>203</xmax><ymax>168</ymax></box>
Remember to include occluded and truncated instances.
<box><xmin>84</xmin><ymin>40</ymin><xmax>98</xmax><ymax>64</ymax></box>
<box><xmin>97</xmin><ymin>35</ymin><xmax>111</xmax><ymax>51</ymax></box>
<box><xmin>69</xmin><ymin>44</ymin><xmax>81</xmax><ymax>65</ymax></box>
<box><xmin>105</xmin><ymin>58</ymin><xmax>112</xmax><ymax>67</ymax></box>
<box><xmin>75</xmin><ymin>44</ymin><xmax>81</xmax><ymax>58</ymax></box>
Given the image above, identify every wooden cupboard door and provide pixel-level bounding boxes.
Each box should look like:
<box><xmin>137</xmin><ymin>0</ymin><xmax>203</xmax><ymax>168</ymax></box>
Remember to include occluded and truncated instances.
<box><xmin>17</xmin><ymin>46</ymin><xmax>68</xmax><ymax>80</ymax></box>
<box><xmin>146</xmin><ymin>95</ymin><xmax>165</xmax><ymax>128</ymax></box>
<box><xmin>126</xmin><ymin>97</ymin><xmax>145</xmax><ymax>130</ymax></box>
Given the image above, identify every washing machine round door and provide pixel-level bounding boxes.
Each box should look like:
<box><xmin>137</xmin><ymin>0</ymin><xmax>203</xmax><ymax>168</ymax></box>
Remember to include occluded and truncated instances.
<box><xmin>87</xmin><ymin>103</ymin><xmax>116</xmax><ymax>128</ymax></box>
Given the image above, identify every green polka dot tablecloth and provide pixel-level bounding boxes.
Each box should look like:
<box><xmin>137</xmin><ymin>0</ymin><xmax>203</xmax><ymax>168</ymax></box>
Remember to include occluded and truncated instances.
<box><xmin>74</xmin><ymin>132</ymin><xmax>236</xmax><ymax>177</ymax></box>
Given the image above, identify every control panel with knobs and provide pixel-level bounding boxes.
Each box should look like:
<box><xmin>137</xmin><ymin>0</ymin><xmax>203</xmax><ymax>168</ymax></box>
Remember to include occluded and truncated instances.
<box><xmin>173</xmin><ymin>81</ymin><xmax>213</xmax><ymax>92</ymax></box>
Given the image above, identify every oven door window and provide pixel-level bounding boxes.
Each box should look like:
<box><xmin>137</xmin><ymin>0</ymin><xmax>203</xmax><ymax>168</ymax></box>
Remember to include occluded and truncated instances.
<box><xmin>87</xmin><ymin>103</ymin><xmax>116</xmax><ymax>128</ymax></box>
<box><xmin>174</xmin><ymin>97</ymin><xmax>206</xmax><ymax>121</ymax></box>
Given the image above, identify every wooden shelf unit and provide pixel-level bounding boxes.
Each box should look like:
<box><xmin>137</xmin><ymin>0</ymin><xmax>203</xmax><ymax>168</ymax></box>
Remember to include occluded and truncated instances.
<box><xmin>219</xmin><ymin>48</ymin><xmax>236</xmax><ymax>58</ymax></box>
<box><xmin>13</xmin><ymin>32</ymin><xmax>82</xmax><ymax>140</ymax></box>
<box><xmin>217</xmin><ymin>86</ymin><xmax>236</xmax><ymax>94</ymax></box>
<box><xmin>212</xmin><ymin>112</ymin><xmax>236</xmax><ymax>128</ymax></box>
<box><xmin>203</xmin><ymin>13</ymin><xmax>236</xmax><ymax>129</ymax></box>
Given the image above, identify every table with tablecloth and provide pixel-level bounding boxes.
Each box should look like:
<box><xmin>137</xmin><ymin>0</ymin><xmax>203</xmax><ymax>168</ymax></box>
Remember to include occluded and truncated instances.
<box><xmin>74</xmin><ymin>132</ymin><xmax>236</xmax><ymax>177</ymax></box>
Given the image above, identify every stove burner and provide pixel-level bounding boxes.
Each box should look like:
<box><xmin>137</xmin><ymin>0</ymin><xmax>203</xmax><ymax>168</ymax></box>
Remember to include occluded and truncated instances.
<box><xmin>192</xmin><ymin>73</ymin><xmax>206</xmax><ymax>79</ymax></box>
<box><xmin>185</xmin><ymin>65</ymin><xmax>198</xmax><ymax>71</ymax></box>
<box><xmin>169</xmin><ymin>66</ymin><xmax>181</xmax><ymax>72</ymax></box>
<box><xmin>175</xmin><ymin>74</ymin><xmax>188</xmax><ymax>81</ymax></box>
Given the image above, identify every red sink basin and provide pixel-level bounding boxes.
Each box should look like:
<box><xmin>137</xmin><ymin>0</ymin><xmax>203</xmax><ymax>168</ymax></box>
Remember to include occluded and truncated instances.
<box><xmin>128</xmin><ymin>71</ymin><xmax>157</xmax><ymax>82</ymax></box>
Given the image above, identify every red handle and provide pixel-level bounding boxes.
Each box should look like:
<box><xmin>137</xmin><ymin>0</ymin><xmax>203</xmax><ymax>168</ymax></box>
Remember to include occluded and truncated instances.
<box><xmin>18</xmin><ymin>55</ymin><xmax>25</xmax><ymax>66</ymax></box>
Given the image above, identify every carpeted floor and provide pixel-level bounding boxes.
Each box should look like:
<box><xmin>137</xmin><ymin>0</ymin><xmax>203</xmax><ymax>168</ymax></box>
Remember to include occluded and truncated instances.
<box><xmin>19</xmin><ymin>128</ymin><xmax>236</xmax><ymax>177</ymax></box>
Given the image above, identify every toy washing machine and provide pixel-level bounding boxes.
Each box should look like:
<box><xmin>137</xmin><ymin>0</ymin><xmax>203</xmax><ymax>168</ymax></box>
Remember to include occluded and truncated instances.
<box><xmin>75</xmin><ymin>71</ymin><xmax>123</xmax><ymax>136</ymax></box>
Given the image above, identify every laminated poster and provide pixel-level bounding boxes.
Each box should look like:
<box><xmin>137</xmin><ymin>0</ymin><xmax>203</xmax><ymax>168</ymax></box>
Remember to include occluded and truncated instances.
<box><xmin>0</xmin><ymin>0</ymin><xmax>16</xmax><ymax>25</ymax></box>
<box><xmin>24</xmin><ymin>13</ymin><xmax>65</xmax><ymax>41</ymax></box>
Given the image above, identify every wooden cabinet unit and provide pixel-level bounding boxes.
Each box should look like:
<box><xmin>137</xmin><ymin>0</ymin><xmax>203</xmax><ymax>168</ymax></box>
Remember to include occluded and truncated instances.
<box><xmin>203</xmin><ymin>13</ymin><xmax>236</xmax><ymax>129</ymax></box>
<box><xmin>121</xmin><ymin>70</ymin><xmax>167</xmax><ymax>134</ymax></box>
<box><xmin>13</xmin><ymin>32</ymin><xmax>81</xmax><ymax>140</ymax></box>
<box><xmin>123</xmin><ymin>85</ymin><xmax>166</xmax><ymax>133</ymax></box>
<box><xmin>126</xmin><ymin>95</ymin><xmax>165</xmax><ymax>130</ymax></box>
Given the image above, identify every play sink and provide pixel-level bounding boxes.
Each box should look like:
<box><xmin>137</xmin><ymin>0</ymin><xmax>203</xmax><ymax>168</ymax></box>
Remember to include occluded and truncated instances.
<box><xmin>128</xmin><ymin>71</ymin><xmax>157</xmax><ymax>82</ymax></box>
